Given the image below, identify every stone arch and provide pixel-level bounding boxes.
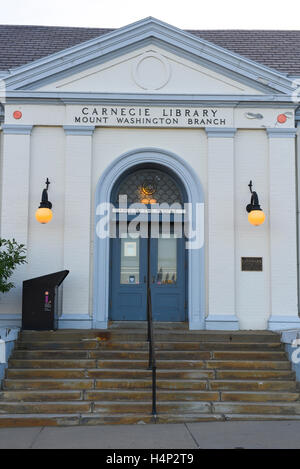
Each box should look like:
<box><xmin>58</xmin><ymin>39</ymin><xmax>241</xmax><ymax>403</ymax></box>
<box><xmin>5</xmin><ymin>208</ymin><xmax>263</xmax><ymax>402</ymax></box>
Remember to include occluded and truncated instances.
<box><xmin>93</xmin><ymin>147</ymin><xmax>205</xmax><ymax>329</ymax></box>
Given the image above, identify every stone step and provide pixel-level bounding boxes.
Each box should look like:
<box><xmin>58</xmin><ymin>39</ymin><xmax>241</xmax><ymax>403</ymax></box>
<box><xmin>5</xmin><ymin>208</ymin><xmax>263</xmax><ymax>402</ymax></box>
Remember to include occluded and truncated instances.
<box><xmin>0</xmin><ymin>390</ymin><xmax>83</xmax><ymax>401</ymax></box>
<box><xmin>109</xmin><ymin>321</ymin><xmax>189</xmax><ymax>330</ymax></box>
<box><xmin>16</xmin><ymin>341</ymin><xmax>102</xmax><ymax>350</ymax></box>
<box><xmin>1</xmin><ymin>388</ymin><xmax>297</xmax><ymax>404</ymax></box>
<box><xmin>3</xmin><ymin>379</ymin><xmax>95</xmax><ymax>390</ymax></box>
<box><xmin>0</xmin><ymin>401</ymin><xmax>92</xmax><ymax>414</ymax></box>
<box><xmin>7</xmin><ymin>398</ymin><xmax>291</xmax><ymax>415</ymax></box>
<box><xmin>84</xmin><ymin>390</ymin><xmax>220</xmax><ymax>401</ymax></box>
<box><xmin>12</xmin><ymin>350</ymin><xmax>93</xmax><ymax>359</ymax></box>
<box><xmin>3</xmin><ymin>378</ymin><xmax>297</xmax><ymax>393</ymax></box>
<box><xmin>209</xmin><ymin>380</ymin><xmax>297</xmax><ymax>392</ymax></box>
<box><xmin>8</xmin><ymin>359</ymin><xmax>217</xmax><ymax>370</ymax></box>
<box><xmin>94</xmin><ymin>379</ymin><xmax>209</xmax><ymax>390</ymax></box>
<box><xmin>96</xmin><ymin>350</ymin><xmax>287</xmax><ymax>360</ymax></box>
<box><xmin>6</xmin><ymin>369</ymin><xmax>88</xmax><ymax>379</ymax></box>
<box><xmin>101</xmin><ymin>341</ymin><xmax>284</xmax><ymax>351</ymax></box>
<box><xmin>93</xmin><ymin>401</ymin><xmax>211</xmax><ymax>414</ymax></box>
<box><xmin>9</xmin><ymin>356</ymin><xmax>291</xmax><ymax>370</ymax></box>
<box><xmin>93</xmin><ymin>351</ymin><xmax>213</xmax><ymax>360</ymax></box>
<box><xmin>97</xmin><ymin>359</ymin><xmax>284</xmax><ymax>370</ymax></box>
<box><xmin>0</xmin><ymin>413</ymin><xmax>82</xmax><ymax>427</ymax></box>
<box><xmin>2</xmin><ymin>412</ymin><xmax>300</xmax><ymax>427</ymax></box>
<box><xmin>211</xmin><ymin>351</ymin><xmax>287</xmax><ymax>361</ymax></box>
<box><xmin>12</xmin><ymin>350</ymin><xmax>214</xmax><ymax>361</ymax></box>
<box><xmin>19</xmin><ymin>330</ymin><xmax>281</xmax><ymax>343</ymax></box>
<box><xmin>215</xmin><ymin>370</ymin><xmax>295</xmax><ymax>380</ymax></box>
<box><xmin>80</xmin><ymin>413</ymin><xmax>221</xmax><ymax>425</ymax></box>
<box><xmin>8</xmin><ymin>359</ymin><xmax>98</xmax><ymax>369</ymax></box>
<box><xmin>16</xmin><ymin>341</ymin><xmax>284</xmax><ymax>352</ymax></box>
<box><xmin>6</xmin><ymin>367</ymin><xmax>294</xmax><ymax>382</ymax></box>
<box><xmin>212</xmin><ymin>402</ymin><xmax>300</xmax><ymax>414</ymax></box>
<box><xmin>155</xmin><ymin>413</ymin><xmax>300</xmax><ymax>423</ymax></box>
<box><xmin>207</xmin><ymin>361</ymin><xmax>291</xmax><ymax>370</ymax></box>
<box><xmin>90</xmin><ymin>400</ymin><xmax>300</xmax><ymax>414</ymax></box>
<box><xmin>87</xmin><ymin>369</ymin><xmax>215</xmax><ymax>380</ymax></box>
<box><xmin>219</xmin><ymin>391</ymin><xmax>300</xmax><ymax>402</ymax></box>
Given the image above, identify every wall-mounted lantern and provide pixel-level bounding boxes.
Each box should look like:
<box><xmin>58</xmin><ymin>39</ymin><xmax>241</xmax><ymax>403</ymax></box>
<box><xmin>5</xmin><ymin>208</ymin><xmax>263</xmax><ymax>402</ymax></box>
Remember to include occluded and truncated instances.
<box><xmin>246</xmin><ymin>180</ymin><xmax>265</xmax><ymax>226</ymax></box>
<box><xmin>35</xmin><ymin>178</ymin><xmax>53</xmax><ymax>224</ymax></box>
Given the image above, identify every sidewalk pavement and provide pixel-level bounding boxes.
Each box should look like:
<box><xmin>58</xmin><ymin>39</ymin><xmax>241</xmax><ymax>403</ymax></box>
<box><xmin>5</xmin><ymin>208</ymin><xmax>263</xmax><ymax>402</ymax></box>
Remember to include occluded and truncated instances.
<box><xmin>0</xmin><ymin>421</ymin><xmax>300</xmax><ymax>449</ymax></box>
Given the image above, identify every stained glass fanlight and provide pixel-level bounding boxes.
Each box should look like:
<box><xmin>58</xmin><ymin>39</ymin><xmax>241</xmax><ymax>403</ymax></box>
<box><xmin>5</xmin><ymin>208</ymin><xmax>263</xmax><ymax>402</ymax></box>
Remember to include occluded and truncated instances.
<box><xmin>117</xmin><ymin>168</ymin><xmax>183</xmax><ymax>205</ymax></box>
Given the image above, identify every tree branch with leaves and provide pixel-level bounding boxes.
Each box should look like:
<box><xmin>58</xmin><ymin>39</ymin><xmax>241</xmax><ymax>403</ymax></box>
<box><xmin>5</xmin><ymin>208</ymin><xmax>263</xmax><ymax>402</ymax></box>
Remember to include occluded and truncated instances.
<box><xmin>0</xmin><ymin>239</ymin><xmax>27</xmax><ymax>294</ymax></box>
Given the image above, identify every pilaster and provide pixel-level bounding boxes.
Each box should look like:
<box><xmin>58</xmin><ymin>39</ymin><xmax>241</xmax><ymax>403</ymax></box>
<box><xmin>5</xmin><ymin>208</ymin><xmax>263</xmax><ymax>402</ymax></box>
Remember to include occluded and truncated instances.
<box><xmin>205</xmin><ymin>128</ymin><xmax>239</xmax><ymax>330</ymax></box>
<box><xmin>60</xmin><ymin>126</ymin><xmax>94</xmax><ymax>327</ymax></box>
<box><xmin>267</xmin><ymin>128</ymin><xmax>300</xmax><ymax>330</ymax></box>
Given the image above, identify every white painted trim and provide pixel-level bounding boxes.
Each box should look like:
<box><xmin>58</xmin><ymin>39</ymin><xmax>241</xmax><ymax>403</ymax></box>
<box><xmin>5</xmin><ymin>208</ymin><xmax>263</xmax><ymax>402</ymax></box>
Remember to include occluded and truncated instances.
<box><xmin>93</xmin><ymin>148</ymin><xmax>205</xmax><ymax>330</ymax></box>
<box><xmin>0</xmin><ymin>316</ymin><xmax>21</xmax><ymax>327</ymax></box>
<box><xmin>58</xmin><ymin>319</ymin><xmax>92</xmax><ymax>329</ymax></box>
<box><xmin>205</xmin><ymin>315</ymin><xmax>239</xmax><ymax>331</ymax></box>
<box><xmin>63</xmin><ymin>125</ymin><xmax>95</xmax><ymax>136</ymax></box>
<box><xmin>93</xmin><ymin>321</ymin><xmax>109</xmax><ymax>329</ymax></box>
<box><xmin>205</xmin><ymin>127</ymin><xmax>237</xmax><ymax>138</ymax></box>
<box><xmin>269</xmin><ymin>316</ymin><xmax>300</xmax><ymax>331</ymax></box>
<box><xmin>2</xmin><ymin>125</ymin><xmax>33</xmax><ymax>135</ymax></box>
<box><xmin>4</xmin><ymin>91</ymin><xmax>298</xmax><ymax>105</ymax></box>
<box><xmin>58</xmin><ymin>314</ymin><xmax>92</xmax><ymax>329</ymax></box>
<box><xmin>267</xmin><ymin>128</ymin><xmax>297</xmax><ymax>138</ymax></box>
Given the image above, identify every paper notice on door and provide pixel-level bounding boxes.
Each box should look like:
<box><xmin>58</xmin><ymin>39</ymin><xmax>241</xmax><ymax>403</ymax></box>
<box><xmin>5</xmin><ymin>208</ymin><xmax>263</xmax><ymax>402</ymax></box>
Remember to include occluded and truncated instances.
<box><xmin>124</xmin><ymin>242</ymin><xmax>137</xmax><ymax>257</ymax></box>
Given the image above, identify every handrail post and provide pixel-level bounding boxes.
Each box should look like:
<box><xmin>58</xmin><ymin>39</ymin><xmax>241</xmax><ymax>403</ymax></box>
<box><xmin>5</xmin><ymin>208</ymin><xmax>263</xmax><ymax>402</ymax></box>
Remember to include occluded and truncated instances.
<box><xmin>146</xmin><ymin>221</ymin><xmax>157</xmax><ymax>420</ymax></box>
<box><xmin>152</xmin><ymin>365</ymin><xmax>157</xmax><ymax>417</ymax></box>
<box><xmin>146</xmin><ymin>284</ymin><xmax>157</xmax><ymax>419</ymax></box>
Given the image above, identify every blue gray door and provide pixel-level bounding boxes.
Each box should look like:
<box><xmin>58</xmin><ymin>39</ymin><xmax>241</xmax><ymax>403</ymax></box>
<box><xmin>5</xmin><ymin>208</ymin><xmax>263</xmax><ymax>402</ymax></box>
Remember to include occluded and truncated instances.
<box><xmin>110</xmin><ymin>227</ymin><xmax>186</xmax><ymax>321</ymax></box>
<box><xmin>109</xmin><ymin>165</ymin><xmax>187</xmax><ymax>322</ymax></box>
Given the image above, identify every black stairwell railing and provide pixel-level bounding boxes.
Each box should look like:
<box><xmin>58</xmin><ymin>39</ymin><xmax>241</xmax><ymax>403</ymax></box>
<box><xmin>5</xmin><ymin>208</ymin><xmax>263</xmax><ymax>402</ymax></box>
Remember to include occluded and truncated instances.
<box><xmin>147</xmin><ymin>285</ymin><xmax>157</xmax><ymax>419</ymax></box>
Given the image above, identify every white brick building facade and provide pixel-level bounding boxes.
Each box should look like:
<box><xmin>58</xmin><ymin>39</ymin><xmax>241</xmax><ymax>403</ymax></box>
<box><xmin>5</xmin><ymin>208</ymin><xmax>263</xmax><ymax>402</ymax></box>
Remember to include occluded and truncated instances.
<box><xmin>0</xmin><ymin>18</ymin><xmax>300</xmax><ymax>331</ymax></box>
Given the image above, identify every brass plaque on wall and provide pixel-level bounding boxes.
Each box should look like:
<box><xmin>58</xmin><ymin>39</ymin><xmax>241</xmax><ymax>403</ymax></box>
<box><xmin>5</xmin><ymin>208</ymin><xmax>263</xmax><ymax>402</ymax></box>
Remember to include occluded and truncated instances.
<box><xmin>241</xmin><ymin>257</ymin><xmax>263</xmax><ymax>271</ymax></box>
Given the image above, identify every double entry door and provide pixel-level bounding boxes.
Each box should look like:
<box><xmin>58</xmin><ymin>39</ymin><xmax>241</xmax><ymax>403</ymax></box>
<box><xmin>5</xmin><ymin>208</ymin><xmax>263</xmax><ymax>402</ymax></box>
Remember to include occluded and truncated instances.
<box><xmin>110</xmin><ymin>224</ymin><xmax>186</xmax><ymax>321</ymax></box>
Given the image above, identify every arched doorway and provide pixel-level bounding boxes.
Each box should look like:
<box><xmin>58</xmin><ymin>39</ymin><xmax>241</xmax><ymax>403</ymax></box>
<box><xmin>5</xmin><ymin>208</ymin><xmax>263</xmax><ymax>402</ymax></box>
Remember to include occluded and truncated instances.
<box><xmin>109</xmin><ymin>164</ymin><xmax>187</xmax><ymax>321</ymax></box>
<box><xmin>93</xmin><ymin>148</ymin><xmax>205</xmax><ymax>330</ymax></box>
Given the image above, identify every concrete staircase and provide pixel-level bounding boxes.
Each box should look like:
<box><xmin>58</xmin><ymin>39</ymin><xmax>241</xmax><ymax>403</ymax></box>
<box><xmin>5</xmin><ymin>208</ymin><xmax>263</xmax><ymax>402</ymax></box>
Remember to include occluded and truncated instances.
<box><xmin>0</xmin><ymin>322</ymin><xmax>300</xmax><ymax>427</ymax></box>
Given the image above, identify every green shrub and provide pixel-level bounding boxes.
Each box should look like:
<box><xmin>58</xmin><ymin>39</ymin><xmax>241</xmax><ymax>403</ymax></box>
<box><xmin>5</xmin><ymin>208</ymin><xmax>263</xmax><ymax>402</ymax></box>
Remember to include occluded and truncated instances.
<box><xmin>0</xmin><ymin>239</ymin><xmax>27</xmax><ymax>294</ymax></box>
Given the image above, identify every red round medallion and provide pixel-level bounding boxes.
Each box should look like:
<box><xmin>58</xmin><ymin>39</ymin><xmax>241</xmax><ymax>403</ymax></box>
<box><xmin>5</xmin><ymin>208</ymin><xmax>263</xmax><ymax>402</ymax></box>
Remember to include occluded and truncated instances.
<box><xmin>277</xmin><ymin>113</ymin><xmax>287</xmax><ymax>124</ymax></box>
<box><xmin>13</xmin><ymin>110</ymin><xmax>22</xmax><ymax>120</ymax></box>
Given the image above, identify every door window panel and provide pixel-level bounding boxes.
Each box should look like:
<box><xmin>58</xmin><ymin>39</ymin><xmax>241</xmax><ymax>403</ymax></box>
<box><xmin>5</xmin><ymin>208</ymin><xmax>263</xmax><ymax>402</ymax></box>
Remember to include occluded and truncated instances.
<box><xmin>120</xmin><ymin>238</ymin><xmax>140</xmax><ymax>284</ymax></box>
<box><xmin>157</xmin><ymin>237</ymin><xmax>177</xmax><ymax>284</ymax></box>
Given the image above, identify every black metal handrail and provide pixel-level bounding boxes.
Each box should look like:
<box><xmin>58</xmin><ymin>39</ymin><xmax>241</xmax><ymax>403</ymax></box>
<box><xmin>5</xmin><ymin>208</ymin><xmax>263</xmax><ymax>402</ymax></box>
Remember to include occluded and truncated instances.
<box><xmin>147</xmin><ymin>286</ymin><xmax>157</xmax><ymax>419</ymax></box>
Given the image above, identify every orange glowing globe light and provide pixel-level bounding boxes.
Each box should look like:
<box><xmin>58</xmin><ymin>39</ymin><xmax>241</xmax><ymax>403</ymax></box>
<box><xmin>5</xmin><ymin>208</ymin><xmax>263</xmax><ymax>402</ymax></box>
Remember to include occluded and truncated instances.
<box><xmin>35</xmin><ymin>207</ymin><xmax>53</xmax><ymax>224</ymax></box>
<box><xmin>36</xmin><ymin>178</ymin><xmax>53</xmax><ymax>224</ymax></box>
<box><xmin>246</xmin><ymin>181</ymin><xmax>266</xmax><ymax>226</ymax></box>
<box><xmin>248</xmin><ymin>209</ymin><xmax>266</xmax><ymax>226</ymax></box>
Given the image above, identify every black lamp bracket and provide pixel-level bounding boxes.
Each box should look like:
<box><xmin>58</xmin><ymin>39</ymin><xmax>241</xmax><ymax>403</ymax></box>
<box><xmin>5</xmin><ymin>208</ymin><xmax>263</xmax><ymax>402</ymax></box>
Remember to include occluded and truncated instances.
<box><xmin>39</xmin><ymin>178</ymin><xmax>52</xmax><ymax>209</ymax></box>
<box><xmin>246</xmin><ymin>180</ymin><xmax>261</xmax><ymax>213</ymax></box>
